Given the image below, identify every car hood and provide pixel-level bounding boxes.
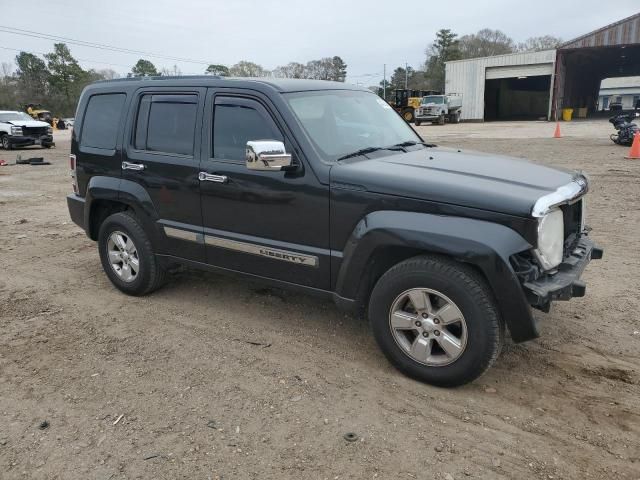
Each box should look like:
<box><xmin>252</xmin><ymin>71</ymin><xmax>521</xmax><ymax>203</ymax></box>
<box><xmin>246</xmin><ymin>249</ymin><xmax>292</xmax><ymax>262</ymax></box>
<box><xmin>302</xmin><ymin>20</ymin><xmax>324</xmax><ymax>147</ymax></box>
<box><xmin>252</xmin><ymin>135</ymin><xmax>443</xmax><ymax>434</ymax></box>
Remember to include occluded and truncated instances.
<box><xmin>330</xmin><ymin>147</ymin><xmax>579</xmax><ymax>217</ymax></box>
<box><xmin>4</xmin><ymin>120</ymin><xmax>51</xmax><ymax>128</ymax></box>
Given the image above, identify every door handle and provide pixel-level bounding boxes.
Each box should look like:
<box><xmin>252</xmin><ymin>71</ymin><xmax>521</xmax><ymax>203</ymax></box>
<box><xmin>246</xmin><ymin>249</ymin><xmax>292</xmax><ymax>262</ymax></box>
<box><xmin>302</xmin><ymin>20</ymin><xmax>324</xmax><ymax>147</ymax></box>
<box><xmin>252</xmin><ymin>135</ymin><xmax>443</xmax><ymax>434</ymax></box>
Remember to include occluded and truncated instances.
<box><xmin>199</xmin><ymin>172</ymin><xmax>228</xmax><ymax>183</ymax></box>
<box><xmin>122</xmin><ymin>161</ymin><xmax>145</xmax><ymax>171</ymax></box>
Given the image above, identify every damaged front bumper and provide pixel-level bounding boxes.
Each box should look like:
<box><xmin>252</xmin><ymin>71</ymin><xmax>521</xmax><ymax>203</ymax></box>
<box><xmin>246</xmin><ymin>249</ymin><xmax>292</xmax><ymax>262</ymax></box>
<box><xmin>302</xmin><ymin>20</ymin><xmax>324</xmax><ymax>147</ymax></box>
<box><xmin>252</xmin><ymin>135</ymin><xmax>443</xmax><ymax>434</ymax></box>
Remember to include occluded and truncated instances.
<box><xmin>522</xmin><ymin>236</ymin><xmax>603</xmax><ymax>311</ymax></box>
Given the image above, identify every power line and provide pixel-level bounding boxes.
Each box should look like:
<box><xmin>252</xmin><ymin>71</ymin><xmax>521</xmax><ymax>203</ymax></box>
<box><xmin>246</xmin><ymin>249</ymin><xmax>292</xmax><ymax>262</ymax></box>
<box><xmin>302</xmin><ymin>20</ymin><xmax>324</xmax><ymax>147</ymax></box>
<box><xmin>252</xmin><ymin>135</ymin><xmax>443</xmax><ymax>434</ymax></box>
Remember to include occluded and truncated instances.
<box><xmin>0</xmin><ymin>25</ymin><xmax>214</xmax><ymax>65</ymax></box>
<box><xmin>0</xmin><ymin>46</ymin><xmax>132</xmax><ymax>70</ymax></box>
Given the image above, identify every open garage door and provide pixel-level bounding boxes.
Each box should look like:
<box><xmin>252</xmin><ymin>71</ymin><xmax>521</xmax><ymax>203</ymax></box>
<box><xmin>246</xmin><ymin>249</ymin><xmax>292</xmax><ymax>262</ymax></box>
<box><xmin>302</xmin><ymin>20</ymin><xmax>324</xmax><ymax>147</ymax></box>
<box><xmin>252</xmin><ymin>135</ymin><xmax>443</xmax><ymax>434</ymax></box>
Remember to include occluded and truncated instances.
<box><xmin>484</xmin><ymin>74</ymin><xmax>552</xmax><ymax>121</ymax></box>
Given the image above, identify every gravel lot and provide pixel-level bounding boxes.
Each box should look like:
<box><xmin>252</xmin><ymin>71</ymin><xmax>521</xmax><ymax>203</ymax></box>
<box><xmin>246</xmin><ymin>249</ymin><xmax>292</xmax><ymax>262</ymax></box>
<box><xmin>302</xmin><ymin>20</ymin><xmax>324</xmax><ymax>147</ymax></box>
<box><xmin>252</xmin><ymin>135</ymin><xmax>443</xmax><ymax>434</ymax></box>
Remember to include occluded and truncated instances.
<box><xmin>0</xmin><ymin>121</ymin><xmax>638</xmax><ymax>480</ymax></box>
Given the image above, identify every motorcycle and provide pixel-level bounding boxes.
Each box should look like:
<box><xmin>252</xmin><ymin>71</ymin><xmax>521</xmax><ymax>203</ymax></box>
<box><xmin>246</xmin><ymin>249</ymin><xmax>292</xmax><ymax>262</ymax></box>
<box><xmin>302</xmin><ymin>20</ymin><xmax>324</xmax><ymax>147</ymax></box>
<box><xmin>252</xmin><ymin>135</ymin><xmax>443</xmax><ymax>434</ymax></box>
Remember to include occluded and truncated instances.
<box><xmin>609</xmin><ymin>112</ymin><xmax>640</xmax><ymax>146</ymax></box>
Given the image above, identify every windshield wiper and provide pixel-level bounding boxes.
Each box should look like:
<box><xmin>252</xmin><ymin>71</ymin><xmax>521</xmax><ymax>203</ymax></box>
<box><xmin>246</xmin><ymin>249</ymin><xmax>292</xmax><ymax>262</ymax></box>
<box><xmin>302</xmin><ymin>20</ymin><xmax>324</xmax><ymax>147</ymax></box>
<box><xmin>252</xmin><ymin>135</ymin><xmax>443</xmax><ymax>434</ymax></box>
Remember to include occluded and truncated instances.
<box><xmin>337</xmin><ymin>146</ymin><xmax>388</xmax><ymax>161</ymax></box>
<box><xmin>336</xmin><ymin>141</ymin><xmax>435</xmax><ymax>161</ymax></box>
<box><xmin>390</xmin><ymin>140</ymin><xmax>436</xmax><ymax>149</ymax></box>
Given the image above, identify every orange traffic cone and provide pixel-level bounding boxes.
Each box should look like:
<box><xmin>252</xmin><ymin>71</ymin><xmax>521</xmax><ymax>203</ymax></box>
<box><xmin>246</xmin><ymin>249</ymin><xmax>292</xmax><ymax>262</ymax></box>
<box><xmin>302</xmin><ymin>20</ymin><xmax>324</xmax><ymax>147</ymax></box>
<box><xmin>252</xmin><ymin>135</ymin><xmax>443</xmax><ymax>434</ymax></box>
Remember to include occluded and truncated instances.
<box><xmin>553</xmin><ymin>122</ymin><xmax>562</xmax><ymax>138</ymax></box>
<box><xmin>626</xmin><ymin>131</ymin><xmax>640</xmax><ymax>159</ymax></box>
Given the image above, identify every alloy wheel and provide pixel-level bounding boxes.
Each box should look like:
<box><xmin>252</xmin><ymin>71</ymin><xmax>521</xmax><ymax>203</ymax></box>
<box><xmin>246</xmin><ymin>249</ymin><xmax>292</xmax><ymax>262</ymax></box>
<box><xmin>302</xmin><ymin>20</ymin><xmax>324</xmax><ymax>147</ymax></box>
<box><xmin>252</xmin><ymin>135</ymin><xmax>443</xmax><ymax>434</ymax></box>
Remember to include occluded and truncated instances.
<box><xmin>106</xmin><ymin>231</ymin><xmax>140</xmax><ymax>283</ymax></box>
<box><xmin>388</xmin><ymin>288</ymin><xmax>468</xmax><ymax>366</ymax></box>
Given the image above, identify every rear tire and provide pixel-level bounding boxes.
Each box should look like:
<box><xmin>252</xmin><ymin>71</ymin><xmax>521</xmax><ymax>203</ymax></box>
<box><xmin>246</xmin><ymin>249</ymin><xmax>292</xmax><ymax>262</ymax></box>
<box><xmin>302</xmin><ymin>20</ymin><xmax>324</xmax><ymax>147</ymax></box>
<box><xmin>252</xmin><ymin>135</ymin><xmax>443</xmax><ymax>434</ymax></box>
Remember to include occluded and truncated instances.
<box><xmin>98</xmin><ymin>211</ymin><xmax>166</xmax><ymax>296</ymax></box>
<box><xmin>368</xmin><ymin>255</ymin><xmax>503</xmax><ymax>387</ymax></box>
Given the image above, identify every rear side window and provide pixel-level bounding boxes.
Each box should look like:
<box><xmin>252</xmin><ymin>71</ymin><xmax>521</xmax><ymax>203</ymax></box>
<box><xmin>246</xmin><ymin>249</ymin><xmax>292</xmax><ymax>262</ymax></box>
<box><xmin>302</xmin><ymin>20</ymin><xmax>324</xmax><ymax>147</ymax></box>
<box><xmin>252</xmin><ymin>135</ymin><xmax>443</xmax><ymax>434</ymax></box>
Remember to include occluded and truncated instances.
<box><xmin>134</xmin><ymin>94</ymin><xmax>197</xmax><ymax>156</ymax></box>
<box><xmin>80</xmin><ymin>93</ymin><xmax>126</xmax><ymax>149</ymax></box>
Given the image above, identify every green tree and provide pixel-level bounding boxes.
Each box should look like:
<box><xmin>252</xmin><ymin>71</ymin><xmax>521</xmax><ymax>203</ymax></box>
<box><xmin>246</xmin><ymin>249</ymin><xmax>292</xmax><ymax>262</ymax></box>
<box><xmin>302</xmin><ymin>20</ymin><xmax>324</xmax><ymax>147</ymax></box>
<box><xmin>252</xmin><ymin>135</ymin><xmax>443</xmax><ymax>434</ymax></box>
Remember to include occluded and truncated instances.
<box><xmin>15</xmin><ymin>52</ymin><xmax>50</xmax><ymax>104</ymax></box>
<box><xmin>45</xmin><ymin>43</ymin><xmax>90</xmax><ymax>114</ymax></box>
<box><xmin>330</xmin><ymin>56</ymin><xmax>347</xmax><ymax>82</ymax></box>
<box><xmin>424</xmin><ymin>29</ymin><xmax>461</xmax><ymax>91</ymax></box>
<box><xmin>130</xmin><ymin>59</ymin><xmax>159</xmax><ymax>77</ymax></box>
<box><xmin>205</xmin><ymin>64</ymin><xmax>230</xmax><ymax>76</ymax></box>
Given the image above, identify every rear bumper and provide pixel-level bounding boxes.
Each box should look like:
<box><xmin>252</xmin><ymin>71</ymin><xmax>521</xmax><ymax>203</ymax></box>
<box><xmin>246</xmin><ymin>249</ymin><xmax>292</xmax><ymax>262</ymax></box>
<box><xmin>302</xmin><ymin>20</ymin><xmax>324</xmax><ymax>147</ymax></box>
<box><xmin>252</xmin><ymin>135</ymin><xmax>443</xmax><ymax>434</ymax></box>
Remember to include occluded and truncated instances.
<box><xmin>67</xmin><ymin>194</ymin><xmax>86</xmax><ymax>231</ymax></box>
<box><xmin>523</xmin><ymin>236</ymin><xmax>603</xmax><ymax>310</ymax></box>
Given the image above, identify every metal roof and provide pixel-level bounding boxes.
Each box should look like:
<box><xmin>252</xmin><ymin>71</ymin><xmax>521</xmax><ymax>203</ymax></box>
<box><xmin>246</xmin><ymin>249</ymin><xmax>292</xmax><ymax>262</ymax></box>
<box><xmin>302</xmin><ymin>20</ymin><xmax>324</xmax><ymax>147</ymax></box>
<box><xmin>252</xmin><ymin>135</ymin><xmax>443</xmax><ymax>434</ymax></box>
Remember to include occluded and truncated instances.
<box><xmin>600</xmin><ymin>76</ymin><xmax>640</xmax><ymax>89</ymax></box>
<box><xmin>560</xmin><ymin>12</ymin><xmax>640</xmax><ymax>49</ymax></box>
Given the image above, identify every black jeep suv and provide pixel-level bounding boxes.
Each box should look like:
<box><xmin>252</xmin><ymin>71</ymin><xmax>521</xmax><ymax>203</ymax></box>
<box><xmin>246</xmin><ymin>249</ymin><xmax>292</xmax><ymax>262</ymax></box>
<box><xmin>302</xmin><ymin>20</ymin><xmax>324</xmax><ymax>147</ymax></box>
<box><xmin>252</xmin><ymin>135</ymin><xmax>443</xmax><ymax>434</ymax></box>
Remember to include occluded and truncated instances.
<box><xmin>67</xmin><ymin>77</ymin><xmax>602</xmax><ymax>386</ymax></box>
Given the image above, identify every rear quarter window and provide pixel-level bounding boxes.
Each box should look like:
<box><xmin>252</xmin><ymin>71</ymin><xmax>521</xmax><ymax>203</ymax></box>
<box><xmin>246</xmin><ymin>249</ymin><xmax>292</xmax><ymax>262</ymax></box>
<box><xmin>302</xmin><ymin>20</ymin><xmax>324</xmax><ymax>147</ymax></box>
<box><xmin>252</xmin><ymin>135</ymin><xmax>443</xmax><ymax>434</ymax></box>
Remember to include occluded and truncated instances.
<box><xmin>80</xmin><ymin>93</ymin><xmax>126</xmax><ymax>150</ymax></box>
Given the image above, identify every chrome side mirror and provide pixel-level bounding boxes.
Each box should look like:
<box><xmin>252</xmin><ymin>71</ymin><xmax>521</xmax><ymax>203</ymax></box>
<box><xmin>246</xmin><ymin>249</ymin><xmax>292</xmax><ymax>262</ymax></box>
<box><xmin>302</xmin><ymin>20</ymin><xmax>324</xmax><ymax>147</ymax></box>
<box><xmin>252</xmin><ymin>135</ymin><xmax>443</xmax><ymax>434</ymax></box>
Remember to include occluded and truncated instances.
<box><xmin>246</xmin><ymin>140</ymin><xmax>292</xmax><ymax>171</ymax></box>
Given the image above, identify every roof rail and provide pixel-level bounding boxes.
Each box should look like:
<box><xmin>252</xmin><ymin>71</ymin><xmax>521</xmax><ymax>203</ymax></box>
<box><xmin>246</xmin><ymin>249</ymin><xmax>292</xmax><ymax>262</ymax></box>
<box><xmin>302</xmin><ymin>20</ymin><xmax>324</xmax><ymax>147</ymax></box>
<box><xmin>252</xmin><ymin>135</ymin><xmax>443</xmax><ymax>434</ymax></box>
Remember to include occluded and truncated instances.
<box><xmin>93</xmin><ymin>74</ymin><xmax>222</xmax><ymax>84</ymax></box>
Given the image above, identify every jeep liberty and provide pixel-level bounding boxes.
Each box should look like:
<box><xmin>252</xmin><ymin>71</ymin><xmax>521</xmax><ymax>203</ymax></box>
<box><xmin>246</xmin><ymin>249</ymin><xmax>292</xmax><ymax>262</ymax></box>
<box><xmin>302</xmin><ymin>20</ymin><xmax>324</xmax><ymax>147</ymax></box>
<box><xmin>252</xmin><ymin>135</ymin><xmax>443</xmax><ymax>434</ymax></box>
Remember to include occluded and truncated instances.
<box><xmin>67</xmin><ymin>77</ymin><xmax>602</xmax><ymax>386</ymax></box>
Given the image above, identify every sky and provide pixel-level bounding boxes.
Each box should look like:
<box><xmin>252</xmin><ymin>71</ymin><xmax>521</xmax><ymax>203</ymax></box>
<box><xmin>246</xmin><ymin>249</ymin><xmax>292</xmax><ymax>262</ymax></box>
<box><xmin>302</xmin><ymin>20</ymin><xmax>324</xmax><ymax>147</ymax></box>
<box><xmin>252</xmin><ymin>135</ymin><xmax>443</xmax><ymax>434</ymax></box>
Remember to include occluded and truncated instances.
<box><xmin>0</xmin><ymin>1</ymin><xmax>637</xmax><ymax>86</ymax></box>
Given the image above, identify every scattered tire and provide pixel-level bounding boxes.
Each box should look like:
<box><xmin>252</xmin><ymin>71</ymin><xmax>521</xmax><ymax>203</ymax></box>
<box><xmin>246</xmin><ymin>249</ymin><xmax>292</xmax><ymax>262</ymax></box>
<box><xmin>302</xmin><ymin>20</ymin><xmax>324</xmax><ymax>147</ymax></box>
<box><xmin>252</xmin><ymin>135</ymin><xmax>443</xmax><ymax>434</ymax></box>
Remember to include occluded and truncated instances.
<box><xmin>368</xmin><ymin>255</ymin><xmax>503</xmax><ymax>387</ymax></box>
<box><xmin>98</xmin><ymin>211</ymin><xmax>166</xmax><ymax>296</ymax></box>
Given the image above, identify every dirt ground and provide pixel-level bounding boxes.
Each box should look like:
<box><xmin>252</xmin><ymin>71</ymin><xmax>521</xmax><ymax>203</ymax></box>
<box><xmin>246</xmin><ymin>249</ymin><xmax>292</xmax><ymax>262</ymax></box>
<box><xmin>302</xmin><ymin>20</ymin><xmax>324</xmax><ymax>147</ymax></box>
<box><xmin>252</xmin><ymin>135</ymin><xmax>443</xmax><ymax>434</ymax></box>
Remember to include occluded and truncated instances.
<box><xmin>0</xmin><ymin>120</ymin><xmax>638</xmax><ymax>480</ymax></box>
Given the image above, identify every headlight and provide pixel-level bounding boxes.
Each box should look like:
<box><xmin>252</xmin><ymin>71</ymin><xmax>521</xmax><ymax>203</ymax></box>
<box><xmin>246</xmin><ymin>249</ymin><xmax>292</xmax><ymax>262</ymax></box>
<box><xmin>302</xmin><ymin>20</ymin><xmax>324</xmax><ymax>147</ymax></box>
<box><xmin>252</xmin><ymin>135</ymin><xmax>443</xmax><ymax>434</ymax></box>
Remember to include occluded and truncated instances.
<box><xmin>47</xmin><ymin>126</ymin><xmax>53</xmax><ymax>134</ymax></box>
<box><xmin>535</xmin><ymin>209</ymin><xmax>564</xmax><ymax>270</ymax></box>
<box><xmin>10</xmin><ymin>126</ymin><xmax>23</xmax><ymax>136</ymax></box>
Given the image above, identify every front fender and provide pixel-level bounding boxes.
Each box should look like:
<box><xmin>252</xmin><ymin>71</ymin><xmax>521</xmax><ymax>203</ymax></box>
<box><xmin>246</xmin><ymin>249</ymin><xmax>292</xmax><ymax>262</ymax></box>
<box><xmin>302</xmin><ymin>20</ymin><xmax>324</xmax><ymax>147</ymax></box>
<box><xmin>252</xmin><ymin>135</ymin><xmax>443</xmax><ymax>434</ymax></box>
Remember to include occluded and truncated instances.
<box><xmin>335</xmin><ymin>211</ymin><xmax>538</xmax><ymax>342</ymax></box>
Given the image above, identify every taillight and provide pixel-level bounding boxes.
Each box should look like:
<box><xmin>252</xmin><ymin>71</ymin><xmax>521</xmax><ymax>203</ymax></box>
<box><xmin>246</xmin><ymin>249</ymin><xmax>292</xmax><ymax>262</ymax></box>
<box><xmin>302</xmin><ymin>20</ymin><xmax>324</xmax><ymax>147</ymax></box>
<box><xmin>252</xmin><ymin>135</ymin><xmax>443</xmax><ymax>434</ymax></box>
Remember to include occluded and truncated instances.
<box><xmin>70</xmin><ymin>154</ymin><xmax>78</xmax><ymax>194</ymax></box>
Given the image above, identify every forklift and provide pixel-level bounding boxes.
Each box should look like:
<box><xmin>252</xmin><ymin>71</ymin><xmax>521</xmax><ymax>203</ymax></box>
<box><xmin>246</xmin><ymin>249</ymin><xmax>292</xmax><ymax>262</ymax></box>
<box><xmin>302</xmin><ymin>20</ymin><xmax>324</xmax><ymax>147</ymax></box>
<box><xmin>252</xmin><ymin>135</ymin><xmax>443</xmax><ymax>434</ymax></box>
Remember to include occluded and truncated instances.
<box><xmin>393</xmin><ymin>89</ymin><xmax>440</xmax><ymax>123</ymax></box>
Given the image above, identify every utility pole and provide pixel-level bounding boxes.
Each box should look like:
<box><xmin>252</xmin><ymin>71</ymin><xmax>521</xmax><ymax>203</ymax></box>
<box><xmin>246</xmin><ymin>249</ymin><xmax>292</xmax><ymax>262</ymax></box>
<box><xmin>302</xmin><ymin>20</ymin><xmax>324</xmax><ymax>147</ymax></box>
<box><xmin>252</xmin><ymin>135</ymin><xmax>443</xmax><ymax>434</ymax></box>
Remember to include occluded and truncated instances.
<box><xmin>383</xmin><ymin>64</ymin><xmax>386</xmax><ymax>100</ymax></box>
<box><xmin>405</xmin><ymin>62</ymin><xmax>408</xmax><ymax>89</ymax></box>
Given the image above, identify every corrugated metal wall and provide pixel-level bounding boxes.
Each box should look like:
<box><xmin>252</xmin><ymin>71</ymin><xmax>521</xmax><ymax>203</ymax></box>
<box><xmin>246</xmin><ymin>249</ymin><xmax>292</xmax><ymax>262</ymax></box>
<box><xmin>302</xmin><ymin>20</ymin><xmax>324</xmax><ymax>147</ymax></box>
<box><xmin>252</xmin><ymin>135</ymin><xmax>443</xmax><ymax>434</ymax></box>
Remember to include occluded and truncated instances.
<box><xmin>561</xmin><ymin>13</ymin><xmax>640</xmax><ymax>49</ymax></box>
<box><xmin>445</xmin><ymin>50</ymin><xmax>556</xmax><ymax>120</ymax></box>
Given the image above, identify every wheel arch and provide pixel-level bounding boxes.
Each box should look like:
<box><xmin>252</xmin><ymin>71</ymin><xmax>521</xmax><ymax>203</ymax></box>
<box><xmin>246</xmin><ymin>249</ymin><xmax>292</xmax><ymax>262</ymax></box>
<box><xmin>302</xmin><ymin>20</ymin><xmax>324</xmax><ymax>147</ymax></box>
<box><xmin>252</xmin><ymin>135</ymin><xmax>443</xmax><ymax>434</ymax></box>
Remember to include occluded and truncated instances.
<box><xmin>334</xmin><ymin>211</ymin><xmax>538</xmax><ymax>342</ymax></box>
<box><xmin>85</xmin><ymin>176</ymin><xmax>160</xmax><ymax>243</ymax></box>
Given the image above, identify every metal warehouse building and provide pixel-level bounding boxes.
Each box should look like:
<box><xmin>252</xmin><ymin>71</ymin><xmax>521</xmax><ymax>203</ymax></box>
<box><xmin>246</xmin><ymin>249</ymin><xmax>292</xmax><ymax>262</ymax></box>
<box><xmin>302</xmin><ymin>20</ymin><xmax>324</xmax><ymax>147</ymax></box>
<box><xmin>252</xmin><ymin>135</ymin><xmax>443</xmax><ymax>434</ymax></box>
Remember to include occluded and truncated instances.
<box><xmin>445</xmin><ymin>12</ymin><xmax>640</xmax><ymax>121</ymax></box>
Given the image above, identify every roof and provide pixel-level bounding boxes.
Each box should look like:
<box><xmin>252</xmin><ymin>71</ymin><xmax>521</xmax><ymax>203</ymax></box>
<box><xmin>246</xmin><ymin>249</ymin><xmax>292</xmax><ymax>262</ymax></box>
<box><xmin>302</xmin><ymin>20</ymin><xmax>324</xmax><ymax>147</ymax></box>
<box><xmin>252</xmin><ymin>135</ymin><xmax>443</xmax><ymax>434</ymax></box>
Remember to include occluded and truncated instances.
<box><xmin>600</xmin><ymin>76</ymin><xmax>640</xmax><ymax>89</ymax></box>
<box><xmin>445</xmin><ymin>49</ymin><xmax>555</xmax><ymax>65</ymax></box>
<box><xmin>90</xmin><ymin>76</ymin><xmax>364</xmax><ymax>93</ymax></box>
<box><xmin>560</xmin><ymin>12</ymin><xmax>640</xmax><ymax>49</ymax></box>
<box><xmin>0</xmin><ymin>110</ymin><xmax>21</xmax><ymax>114</ymax></box>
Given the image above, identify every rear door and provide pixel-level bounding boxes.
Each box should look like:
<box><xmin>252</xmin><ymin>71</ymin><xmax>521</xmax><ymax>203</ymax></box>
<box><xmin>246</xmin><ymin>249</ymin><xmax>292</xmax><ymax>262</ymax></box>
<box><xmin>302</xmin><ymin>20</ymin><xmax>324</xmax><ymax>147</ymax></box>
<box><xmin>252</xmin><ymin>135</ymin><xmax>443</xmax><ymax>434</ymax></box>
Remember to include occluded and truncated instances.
<box><xmin>122</xmin><ymin>87</ymin><xmax>205</xmax><ymax>262</ymax></box>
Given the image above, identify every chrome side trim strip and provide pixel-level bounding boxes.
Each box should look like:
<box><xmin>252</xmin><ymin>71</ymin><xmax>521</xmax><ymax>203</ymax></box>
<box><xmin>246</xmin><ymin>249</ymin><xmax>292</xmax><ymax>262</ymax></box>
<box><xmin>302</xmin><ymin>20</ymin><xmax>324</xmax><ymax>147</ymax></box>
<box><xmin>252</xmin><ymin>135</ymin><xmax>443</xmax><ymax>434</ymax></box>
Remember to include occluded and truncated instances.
<box><xmin>205</xmin><ymin>235</ymin><xmax>318</xmax><ymax>267</ymax></box>
<box><xmin>163</xmin><ymin>226</ymin><xmax>201</xmax><ymax>243</ymax></box>
<box><xmin>531</xmin><ymin>175</ymin><xmax>588</xmax><ymax>218</ymax></box>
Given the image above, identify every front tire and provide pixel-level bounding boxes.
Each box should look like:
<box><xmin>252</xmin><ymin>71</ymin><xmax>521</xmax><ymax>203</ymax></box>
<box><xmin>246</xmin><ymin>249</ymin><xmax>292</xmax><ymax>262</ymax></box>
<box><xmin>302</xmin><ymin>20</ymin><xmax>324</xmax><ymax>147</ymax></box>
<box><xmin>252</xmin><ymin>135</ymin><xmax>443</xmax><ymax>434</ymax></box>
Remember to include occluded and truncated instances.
<box><xmin>98</xmin><ymin>211</ymin><xmax>166</xmax><ymax>296</ymax></box>
<box><xmin>415</xmin><ymin>120</ymin><xmax>422</xmax><ymax>126</ymax></box>
<box><xmin>402</xmin><ymin>109</ymin><xmax>415</xmax><ymax>123</ymax></box>
<box><xmin>1</xmin><ymin>134</ymin><xmax>12</xmax><ymax>150</ymax></box>
<box><xmin>368</xmin><ymin>255</ymin><xmax>503</xmax><ymax>387</ymax></box>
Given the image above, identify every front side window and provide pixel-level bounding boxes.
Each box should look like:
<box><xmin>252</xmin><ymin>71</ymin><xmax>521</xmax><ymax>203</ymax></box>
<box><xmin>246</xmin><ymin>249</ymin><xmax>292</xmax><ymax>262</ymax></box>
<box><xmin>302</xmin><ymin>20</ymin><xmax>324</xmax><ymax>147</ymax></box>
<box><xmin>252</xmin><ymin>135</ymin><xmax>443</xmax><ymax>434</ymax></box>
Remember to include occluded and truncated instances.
<box><xmin>213</xmin><ymin>100</ymin><xmax>283</xmax><ymax>161</ymax></box>
<box><xmin>81</xmin><ymin>93</ymin><xmax>126</xmax><ymax>150</ymax></box>
<box><xmin>285</xmin><ymin>90</ymin><xmax>421</xmax><ymax>161</ymax></box>
<box><xmin>134</xmin><ymin>94</ymin><xmax>197</xmax><ymax>156</ymax></box>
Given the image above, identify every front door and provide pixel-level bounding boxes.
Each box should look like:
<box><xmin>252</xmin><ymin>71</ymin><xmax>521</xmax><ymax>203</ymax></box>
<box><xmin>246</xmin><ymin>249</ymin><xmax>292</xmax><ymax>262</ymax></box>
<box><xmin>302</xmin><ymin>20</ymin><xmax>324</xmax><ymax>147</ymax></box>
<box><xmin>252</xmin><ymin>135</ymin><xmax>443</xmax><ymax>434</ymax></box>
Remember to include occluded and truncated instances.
<box><xmin>198</xmin><ymin>90</ymin><xmax>330</xmax><ymax>290</ymax></box>
<box><xmin>122</xmin><ymin>87</ymin><xmax>205</xmax><ymax>262</ymax></box>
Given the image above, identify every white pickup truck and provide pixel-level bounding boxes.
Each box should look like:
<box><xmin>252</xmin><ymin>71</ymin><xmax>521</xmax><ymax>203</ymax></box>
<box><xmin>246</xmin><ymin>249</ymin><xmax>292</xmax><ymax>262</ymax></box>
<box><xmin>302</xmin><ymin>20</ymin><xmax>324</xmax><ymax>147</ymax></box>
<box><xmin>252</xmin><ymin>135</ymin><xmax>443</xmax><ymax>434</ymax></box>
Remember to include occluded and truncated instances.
<box><xmin>0</xmin><ymin>110</ymin><xmax>54</xmax><ymax>150</ymax></box>
<box><xmin>414</xmin><ymin>95</ymin><xmax>462</xmax><ymax>126</ymax></box>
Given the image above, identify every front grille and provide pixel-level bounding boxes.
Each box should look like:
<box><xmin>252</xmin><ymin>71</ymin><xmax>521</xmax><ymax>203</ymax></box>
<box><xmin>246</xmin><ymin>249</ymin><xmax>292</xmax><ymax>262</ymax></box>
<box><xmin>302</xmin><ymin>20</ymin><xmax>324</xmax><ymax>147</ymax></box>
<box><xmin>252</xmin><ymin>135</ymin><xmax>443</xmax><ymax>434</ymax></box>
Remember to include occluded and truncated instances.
<box><xmin>561</xmin><ymin>198</ymin><xmax>584</xmax><ymax>255</ymax></box>
<box><xmin>22</xmin><ymin>126</ymin><xmax>48</xmax><ymax>137</ymax></box>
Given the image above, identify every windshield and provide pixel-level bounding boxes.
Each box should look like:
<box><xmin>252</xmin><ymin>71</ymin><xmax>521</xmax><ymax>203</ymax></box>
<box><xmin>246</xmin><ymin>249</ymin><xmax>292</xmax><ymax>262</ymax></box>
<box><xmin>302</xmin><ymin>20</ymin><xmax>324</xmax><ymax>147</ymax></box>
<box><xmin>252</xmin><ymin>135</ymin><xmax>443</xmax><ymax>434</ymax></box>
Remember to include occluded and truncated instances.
<box><xmin>422</xmin><ymin>96</ymin><xmax>444</xmax><ymax>105</ymax></box>
<box><xmin>0</xmin><ymin>112</ymin><xmax>34</xmax><ymax>122</ymax></box>
<box><xmin>285</xmin><ymin>90</ymin><xmax>421</xmax><ymax>162</ymax></box>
